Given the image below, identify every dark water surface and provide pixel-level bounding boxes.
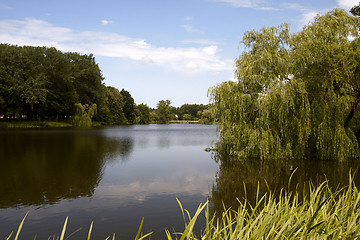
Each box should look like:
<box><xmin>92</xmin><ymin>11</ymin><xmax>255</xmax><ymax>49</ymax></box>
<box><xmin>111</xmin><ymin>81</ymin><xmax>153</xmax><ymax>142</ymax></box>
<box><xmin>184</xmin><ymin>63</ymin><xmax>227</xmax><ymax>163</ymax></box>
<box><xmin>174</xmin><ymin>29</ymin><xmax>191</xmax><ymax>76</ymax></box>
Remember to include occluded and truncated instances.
<box><xmin>1</xmin><ymin>124</ymin><xmax>360</xmax><ymax>239</ymax></box>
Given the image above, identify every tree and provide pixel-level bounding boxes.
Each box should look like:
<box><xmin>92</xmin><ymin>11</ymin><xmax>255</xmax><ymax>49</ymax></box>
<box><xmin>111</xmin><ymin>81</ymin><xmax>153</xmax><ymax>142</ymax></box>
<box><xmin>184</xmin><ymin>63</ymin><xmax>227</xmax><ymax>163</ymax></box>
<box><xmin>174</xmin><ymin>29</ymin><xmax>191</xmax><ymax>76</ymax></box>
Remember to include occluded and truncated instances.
<box><xmin>42</xmin><ymin>47</ymin><xmax>78</xmax><ymax>120</ymax></box>
<box><xmin>97</xmin><ymin>86</ymin><xmax>126</xmax><ymax>125</ymax></box>
<box><xmin>351</xmin><ymin>2</ymin><xmax>360</xmax><ymax>16</ymax></box>
<box><xmin>72</xmin><ymin>103</ymin><xmax>97</xmax><ymax>127</ymax></box>
<box><xmin>66</xmin><ymin>52</ymin><xmax>105</xmax><ymax>108</ymax></box>
<box><xmin>198</xmin><ymin>108</ymin><xmax>214</xmax><ymax>124</ymax></box>
<box><xmin>177</xmin><ymin>104</ymin><xmax>207</xmax><ymax>120</ymax></box>
<box><xmin>210</xmin><ymin>9</ymin><xmax>360</xmax><ymax>161</ymax></box>
<box><xmin>135</xmin><ymin>103</ymin><xmax>151</xmax><ymax>124</ymax></box>
<box><xmin>0</xmin><ymin>44</ymin><xmax>139</xmax><ymax>125</ymax></box>
<box><xmin>120</xmin><ymin>89</ymin><xmax>135</xmax><ymax>124</ymax></box>
<box><xmin>0</xmin><ymin>44</ymin><xmax>109</xmax><ymax>121</ymax></box>
<box><xmin>156</xmin><ymin>100</ymin><xmax>172</xmax><ymax>124</ymax></box>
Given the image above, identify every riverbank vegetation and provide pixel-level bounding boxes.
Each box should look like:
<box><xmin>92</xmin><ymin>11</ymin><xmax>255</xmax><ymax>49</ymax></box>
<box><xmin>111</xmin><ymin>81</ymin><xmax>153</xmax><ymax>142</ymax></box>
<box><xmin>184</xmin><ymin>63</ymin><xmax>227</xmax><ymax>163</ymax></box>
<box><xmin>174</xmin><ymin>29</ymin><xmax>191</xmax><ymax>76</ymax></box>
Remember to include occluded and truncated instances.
<box><xmin>7</xmin><ymin>175</ymin><xmax>360</xmax><ymax>239</ymax></box>
<box><xmin>210</xmin><ymin>8</ymin><xmax>360</xmax><ymax>161</ymax></box>
<box><xmin>0</xmin><ymin>120</ymin><xmax>73</xmax><ymax>128</ymax></box>
<box><xmin>0</xmin><ymin>43</ymin><xmax>214</xmax><ymax>127</ymax></box>
<box><xmin>150</xmin><ymin>101</ymin><xmax>214</xmax><ymax>124</ymax></box>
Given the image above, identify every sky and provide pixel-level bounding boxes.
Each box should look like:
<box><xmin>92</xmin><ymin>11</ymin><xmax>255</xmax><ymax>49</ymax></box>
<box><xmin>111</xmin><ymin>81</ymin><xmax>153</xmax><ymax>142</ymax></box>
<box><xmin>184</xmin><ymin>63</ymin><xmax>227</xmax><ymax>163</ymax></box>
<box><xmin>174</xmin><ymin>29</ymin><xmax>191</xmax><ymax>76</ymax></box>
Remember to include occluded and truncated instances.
<box><xmin>0</xmin><ymin>0</ymin><xmax>358</xmax><ymax>108</ymax></box>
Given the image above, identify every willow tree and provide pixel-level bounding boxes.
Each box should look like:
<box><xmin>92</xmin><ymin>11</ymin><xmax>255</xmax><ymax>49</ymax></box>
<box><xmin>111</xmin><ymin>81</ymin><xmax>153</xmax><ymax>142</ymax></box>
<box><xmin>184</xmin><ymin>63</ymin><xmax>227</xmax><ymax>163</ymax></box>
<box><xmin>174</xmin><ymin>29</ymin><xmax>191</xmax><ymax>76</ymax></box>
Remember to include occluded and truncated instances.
<box><xmin>210</xmin><ymin>9</ymin><xmax>360</xmax><ymax>161</ymax></box>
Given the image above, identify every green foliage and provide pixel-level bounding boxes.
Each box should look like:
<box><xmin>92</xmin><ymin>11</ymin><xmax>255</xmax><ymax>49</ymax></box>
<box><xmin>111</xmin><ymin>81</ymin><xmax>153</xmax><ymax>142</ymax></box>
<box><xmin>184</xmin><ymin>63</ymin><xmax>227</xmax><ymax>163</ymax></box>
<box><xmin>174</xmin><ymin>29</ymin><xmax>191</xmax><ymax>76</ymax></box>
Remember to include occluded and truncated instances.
<box><xmin>0</xmin><ymin>44</ymin><xmax>105</xmax><ymax>121</ymax></box>
<box><xmin>177</xmin><ymin>104</ymin><xmax>207</xmax><ymax>120</ymax></box>
<box><xmin>135</xmin><ymin>103</ymin><xmax>151</xmax><ymax>124</ymax></box>
<box><xmin>72</xmin><ymin>103</ymin><xmax>97</xmax><ymax>127</ymax></box>
<box><xmin>194</xmin><ymin>175</ymin><xmax>360</xmax><ymax>239</ymax></box>
<box><xmin>351</xmin><ymin>2</ymin><xmax>360</xmax><ymax>16</ymax></box>
<box><xmin>120</xmin><ymin>89</ymin><xmax>136</xmax><ymax>124</ymax></box>
<box><xmin>211</xmin><ymin>9</ymin><xmax>360</xmax><ymax>161</ymax></box>
<box><xmin>150</xmin><ymin>111</ymin><xmax>159</xmax><ymax>123</ymax></box>
<box><xmin>198</xmin><ymin>108</ymin><xmax>215</xmax><ymax>124</ymax></box>
<box><xmin>182</xmin><ymin>113</ymin><xmax>193</xmax><ymax>120</ymax></box>
<box><xmin>66</xmin><ymin>52</ymin><xmax>105</xmax><ymax>109</ymax></box>
<box><xmin>97</xmin><ymin>87</ymin><xmax>126</xmax><ymax>125</ymax></box>
<box><xmin>156</xmin><ymin>100</ymin><xmax>172</xmax><ymax>124</ymax></box>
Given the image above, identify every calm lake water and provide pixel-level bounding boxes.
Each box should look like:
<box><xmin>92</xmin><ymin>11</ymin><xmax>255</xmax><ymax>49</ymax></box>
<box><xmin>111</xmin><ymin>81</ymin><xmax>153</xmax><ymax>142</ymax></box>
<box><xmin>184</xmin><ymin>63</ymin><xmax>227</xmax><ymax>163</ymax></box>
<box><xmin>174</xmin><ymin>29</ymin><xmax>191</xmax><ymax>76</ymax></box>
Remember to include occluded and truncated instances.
<box><xmin>0</xmin><ymin>124</ymin><xmax>218</xmax><ymax>239</ymax></box>
<box><xmin>1</xmin><ymin>124</ymin><xmax>360</xmax><ymax>239</ymax></box>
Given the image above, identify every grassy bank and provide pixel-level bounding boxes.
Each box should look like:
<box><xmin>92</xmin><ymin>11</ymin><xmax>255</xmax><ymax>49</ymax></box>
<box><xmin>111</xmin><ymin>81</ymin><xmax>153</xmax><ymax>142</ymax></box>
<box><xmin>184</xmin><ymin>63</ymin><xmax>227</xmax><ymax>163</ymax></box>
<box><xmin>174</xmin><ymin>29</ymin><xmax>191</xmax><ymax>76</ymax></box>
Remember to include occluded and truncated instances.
<box><xmin>0</xmin><ymin>121</ymin><xmax>72</xmax><ymax>128</ymax></box>
<box><xmin>0</xmin><ymin>121</ymin><xmax>104</xmax><ymax>129</ymax></box>
<box><xmin>7</xmin><ymin>175</ymin><xmax>360</xmax><ymax>239</ymax></box>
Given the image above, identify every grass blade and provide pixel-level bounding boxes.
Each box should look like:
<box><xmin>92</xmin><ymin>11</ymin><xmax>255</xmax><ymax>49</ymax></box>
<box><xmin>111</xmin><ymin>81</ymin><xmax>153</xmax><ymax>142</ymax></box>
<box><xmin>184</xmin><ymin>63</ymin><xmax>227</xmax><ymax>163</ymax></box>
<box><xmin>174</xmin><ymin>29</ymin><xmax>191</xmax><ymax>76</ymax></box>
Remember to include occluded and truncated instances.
<box><xmin>15</xmin><ymin>212</ymin><xmax>29</xmax><ymax>240</ymax></box>
<box><xmin>59</xmin><ymin>217</ymin><xmax>68</xmax><ymax>240</ymax></box>
<box><xmin>135</xmin><ymin>217</ymin><xmax>144</xmax><ymax>240</ymax></box>
<box><xmin>6</xmin><ymin>232</ymin><xmax>13</xmax><ymax>240</ymax></box>
<box><xmin>178</xmin><ymin>201</ymin><xmax>208</xmax><ymax>240</ymax></box>
<box><xmin>87</xmin><ymin>221</ymin><xmax>93</xmax><ymax>240</ymax></box>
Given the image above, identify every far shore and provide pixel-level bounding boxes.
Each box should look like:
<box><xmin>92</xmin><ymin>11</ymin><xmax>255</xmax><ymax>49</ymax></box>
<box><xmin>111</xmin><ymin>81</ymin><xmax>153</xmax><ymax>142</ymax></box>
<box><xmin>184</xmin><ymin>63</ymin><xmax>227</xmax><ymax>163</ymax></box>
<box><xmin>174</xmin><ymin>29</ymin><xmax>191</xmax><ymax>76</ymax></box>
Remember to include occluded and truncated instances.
<box><xmin>0</xmin><ymin>120</ymin><xmax>215</xmax><ymax>129</ymax></box>
<box><xmin>168</xmin><ymin>120</ymin><xmax>199</xmax><ymax>124</ymax></box>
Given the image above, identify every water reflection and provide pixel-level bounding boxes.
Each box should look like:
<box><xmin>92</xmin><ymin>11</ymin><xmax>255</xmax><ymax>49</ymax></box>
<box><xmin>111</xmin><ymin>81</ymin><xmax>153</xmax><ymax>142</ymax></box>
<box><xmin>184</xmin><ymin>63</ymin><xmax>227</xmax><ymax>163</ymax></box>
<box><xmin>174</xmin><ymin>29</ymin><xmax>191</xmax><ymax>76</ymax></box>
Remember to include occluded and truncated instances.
<box><xmin>210</xmin><ymin>155</ymin><xmax>360</xmax><ymax>215</ymax></box>
<box><xmin>0</xmin><ymin>129</ymin><xmax>134</xmax><ymax>208</ymax></box>
<box><xmin>0</xmin><ymin>125</ymin><xmax>218</xmax><ymax>239</ymax></box>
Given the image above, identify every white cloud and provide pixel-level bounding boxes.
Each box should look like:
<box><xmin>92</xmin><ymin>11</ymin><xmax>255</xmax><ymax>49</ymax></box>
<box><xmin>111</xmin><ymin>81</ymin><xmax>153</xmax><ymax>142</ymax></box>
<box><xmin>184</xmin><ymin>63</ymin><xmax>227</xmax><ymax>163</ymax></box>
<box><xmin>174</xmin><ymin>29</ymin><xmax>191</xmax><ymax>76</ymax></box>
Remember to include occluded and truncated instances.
<box><xmin>213</xmin><ymin>0</ymin><xmax>261</xmax><ymax>8</ymax></box>
<box><xmin>181</xmin><ymin>39</ymin><xmax>220</xmax><ymax>45</ymax></box>
<box><xmin>101</xmin><ymin>20</ymin><xmax>113</xmax><ymax>25</ymax></box>
<box><xmin>337</xmin><ymin>0</ymin><xmax>358</xmax><ymax>9</ymax></box>
<box><xmin>203</xmin><ymin>45</ymin><xmax>217</xmax><ymax>55</ymax></box>
<box><xmin>281</xmin><ymin>2</ymin><xmax>309</xmax><ymax>12</ymax></box>
<box><xmin>212</xmin><ymin>0</ymin><xmax>276</xmax><ymax>10</ymax></box>
<box><xmin>300</xmin><ymin>11</ymin><xmax>319</xmax><ymax>26</ymax></box>
<box><xmin>184</xmin><ymin>16</ymin><xmax>193</xmax><ymax>21</ymax></box>
<box><xmin>181</xmin><ymin>24</ymin><xmax>204</xmax><ymax>34</ymax></box>
<box><xmin>280</xmin><ymin>3</ymin><xmax>323</xmax><ymax>28</ymax></box>
<box><xmin>0</xmin><ymin>18</ymin><xmax>233</xmax><ymax>73</ymax></box>
<box><xmin>0</xmin><ymin>18</ymin><xmax>72</xmax><ymax>46</ymax></box>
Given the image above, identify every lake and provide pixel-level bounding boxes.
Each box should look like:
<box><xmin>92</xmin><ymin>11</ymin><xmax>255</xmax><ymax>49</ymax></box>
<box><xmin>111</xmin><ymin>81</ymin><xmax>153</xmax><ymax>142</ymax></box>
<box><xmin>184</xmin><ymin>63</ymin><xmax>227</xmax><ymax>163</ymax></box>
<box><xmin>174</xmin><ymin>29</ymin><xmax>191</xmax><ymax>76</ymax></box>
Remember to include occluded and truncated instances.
<box><xmin>1</xmin><ymin>124</ymin><xmax>360</xmax><ymax>239</ymax></box>
<box><xmin>0</xmin><ymin>124</ymin><xmax>219</xmax><ymax>239</ymax></box>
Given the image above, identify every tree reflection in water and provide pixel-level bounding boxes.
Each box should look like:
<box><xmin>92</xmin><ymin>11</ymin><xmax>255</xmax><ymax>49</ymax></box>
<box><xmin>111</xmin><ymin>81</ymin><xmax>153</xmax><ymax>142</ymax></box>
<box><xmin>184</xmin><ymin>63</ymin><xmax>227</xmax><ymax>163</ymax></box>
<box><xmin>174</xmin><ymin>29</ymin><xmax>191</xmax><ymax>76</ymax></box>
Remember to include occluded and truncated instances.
<box><xmin>209</xmin><ymin>153</ymin><xmax>360</xmax><ymax>217</ymax></box>
<box><xmin>0</xmin><ymin>129</ymin><xmax>133</xmax><ymax>208</ymax></box>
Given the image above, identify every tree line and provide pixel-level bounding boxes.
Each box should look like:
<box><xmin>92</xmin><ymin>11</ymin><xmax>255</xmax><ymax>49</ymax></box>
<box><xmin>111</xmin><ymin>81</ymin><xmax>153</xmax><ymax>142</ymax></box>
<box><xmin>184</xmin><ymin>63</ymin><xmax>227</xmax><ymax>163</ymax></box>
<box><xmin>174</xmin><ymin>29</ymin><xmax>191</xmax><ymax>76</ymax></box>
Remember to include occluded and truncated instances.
<box><xmin>210</xmin><ymin>7</ymin><xmax>360</xmax><ymax>161</ymax></box>
<box><xmin>0</xmin><ymin>44</ymin><xmax>213</xmax><ymax>126</ymax></box>
<box><xmin>150</xmin><ymin>101</ymin><xmax>214</xmax><ymax>124</ymax></box>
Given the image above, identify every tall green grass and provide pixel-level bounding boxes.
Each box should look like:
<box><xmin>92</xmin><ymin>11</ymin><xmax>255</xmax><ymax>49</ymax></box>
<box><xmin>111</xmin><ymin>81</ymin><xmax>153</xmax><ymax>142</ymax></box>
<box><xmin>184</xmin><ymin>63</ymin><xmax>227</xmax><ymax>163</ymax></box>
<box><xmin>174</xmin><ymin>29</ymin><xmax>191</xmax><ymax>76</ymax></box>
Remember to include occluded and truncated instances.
<box><xmin>7</xmin><ymin>174</ymin><xmax>360</xmax><ymax>239</ymax></box>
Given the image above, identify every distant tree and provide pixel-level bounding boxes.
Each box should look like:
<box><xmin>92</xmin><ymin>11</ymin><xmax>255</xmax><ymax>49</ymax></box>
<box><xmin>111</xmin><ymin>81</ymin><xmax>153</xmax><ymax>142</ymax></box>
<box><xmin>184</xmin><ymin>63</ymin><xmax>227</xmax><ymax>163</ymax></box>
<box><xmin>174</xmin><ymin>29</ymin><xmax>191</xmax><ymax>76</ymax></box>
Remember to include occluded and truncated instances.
<box><xmin>42</xmin><ymin>47</ymin><xmax>78</xmax><ymax>120</ymax></box>
<box><xmin>177</xmin><ymin>104</ymin><xmax>207</xmax><ymax>120</ymax></box>
<box><xmin>66</xmin><ymin>52</ymin><xmax>105</xmax><ymax>108</ymax></box>
<box><xmin>0</xmin><ymin>44</ymin><xmax>138</xmax><ymax>126</ymax></box>
<box><xmin>156</xmin><ymin>100</ymin><xmax>172</xmax><ymax>123</ymax></box>
<box><xmin>97</xmin><ymin>86</ymin><xmax>126</xmax><ymax>125</ymax></box>
<box><xmin>135</xmin><ymin>103</ymin><xmax>151</xmax><ymax>124</ymax></box>
<box><xmin>72</xmin><ymin>103</ymin><xmax>97</xmax><ymax>127</ymax></box>
<box><xmin>351</xmin><ymin>2</ymin><xmax>360</xmax><ymax>16</ymax></box>
<box><xmin>182</xmin><ymin>114</ymin><xmax>193</xmax><ymax>120</ymax></box>
<box><xmin>150</xmin><ymin>111</ymin><xmax>160</xmax><ymax>123</ymax></box>
<box><xmin>198</xmin><ymin>108</ymin><xmax>214</xmax><ymax>124</ymax></box>
<box><xmin>0</xmin><ymin>45</ymin><xmax>50</xmax><ymax>119</ymax></box>
<box><xmin>120</xmin><ymin>89</ymin><xmax>135</xmax><ymax>124</ymax></box>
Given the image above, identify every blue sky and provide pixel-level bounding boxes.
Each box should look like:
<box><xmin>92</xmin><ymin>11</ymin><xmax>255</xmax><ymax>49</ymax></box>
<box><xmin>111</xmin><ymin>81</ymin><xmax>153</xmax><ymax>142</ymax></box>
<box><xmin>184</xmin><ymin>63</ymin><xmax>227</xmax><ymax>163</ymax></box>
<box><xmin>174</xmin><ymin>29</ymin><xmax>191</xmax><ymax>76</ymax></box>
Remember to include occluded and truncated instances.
<box><xmin>0</xmin><ymin>0</ymin><xmax>358</xmax><ymax>107</ymax></box>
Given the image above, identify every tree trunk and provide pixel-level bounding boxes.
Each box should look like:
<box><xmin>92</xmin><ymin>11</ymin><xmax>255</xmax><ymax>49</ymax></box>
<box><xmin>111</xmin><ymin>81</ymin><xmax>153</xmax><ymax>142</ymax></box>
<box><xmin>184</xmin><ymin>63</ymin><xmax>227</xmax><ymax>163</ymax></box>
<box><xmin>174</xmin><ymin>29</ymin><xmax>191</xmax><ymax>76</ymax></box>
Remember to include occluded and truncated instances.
<box><xmin>344</xmin><ymin>94</ymin><xmax>360</xmax><ymax>128</ymax></box>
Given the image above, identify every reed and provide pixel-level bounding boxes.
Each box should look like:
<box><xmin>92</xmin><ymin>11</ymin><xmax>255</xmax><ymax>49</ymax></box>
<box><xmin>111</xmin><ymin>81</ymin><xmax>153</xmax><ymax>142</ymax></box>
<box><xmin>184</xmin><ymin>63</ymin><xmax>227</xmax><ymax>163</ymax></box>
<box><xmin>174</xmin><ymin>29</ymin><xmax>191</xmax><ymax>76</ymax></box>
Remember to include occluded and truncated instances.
<box><xmin>175</xmin><ymin>173</ymin><xmax>360</xmax><ymax>240</ymax></box>
<box><xmin>7</xmin><ymin>173</ymin><xmax>360</xmax><ymax>239</ymax></box>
